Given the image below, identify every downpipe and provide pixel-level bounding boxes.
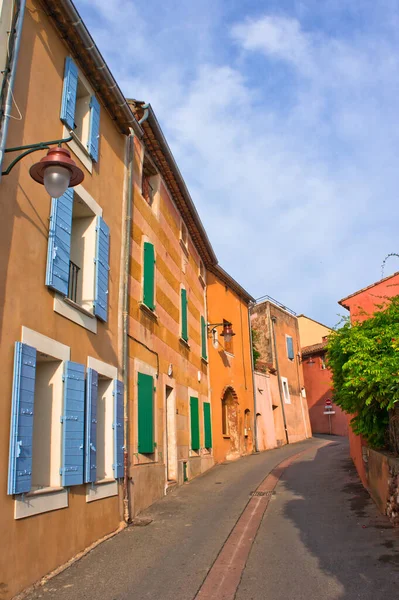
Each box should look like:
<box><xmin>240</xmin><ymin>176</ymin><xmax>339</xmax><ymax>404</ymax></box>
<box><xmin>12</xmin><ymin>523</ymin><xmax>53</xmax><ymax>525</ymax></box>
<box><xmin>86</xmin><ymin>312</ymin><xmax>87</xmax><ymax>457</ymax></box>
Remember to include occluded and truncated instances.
<box><xmin>0</xmin><ymin>0</ymin><xmax>26</xmax><ymax>179</ymax></box>
<box><xmin>122</xmin><ymin>130</ymin><xmax>135</xmax><ymax>523</ymax></box>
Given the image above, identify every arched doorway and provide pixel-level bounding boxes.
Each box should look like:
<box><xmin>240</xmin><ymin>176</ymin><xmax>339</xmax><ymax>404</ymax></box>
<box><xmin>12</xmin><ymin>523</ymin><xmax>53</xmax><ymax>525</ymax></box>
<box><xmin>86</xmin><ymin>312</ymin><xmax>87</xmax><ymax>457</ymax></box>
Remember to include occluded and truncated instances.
<box><xmin>221</xmin><ymin>387</ymin><xmax>239</xmax><ymax>459</ymax></box>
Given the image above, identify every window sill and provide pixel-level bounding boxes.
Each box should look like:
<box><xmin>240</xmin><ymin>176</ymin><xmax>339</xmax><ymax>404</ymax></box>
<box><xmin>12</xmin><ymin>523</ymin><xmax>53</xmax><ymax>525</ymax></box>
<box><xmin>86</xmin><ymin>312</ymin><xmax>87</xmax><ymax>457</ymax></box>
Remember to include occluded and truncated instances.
<box><xmin>179</xmin><ymin>338</ymin><xmax>190</xmax><ymax>350</ymax></box>
<box><xmin>14</xmin><ymin>487</ymin><xmax>68</xmax><ymax>519</ymax></box>
<box><xmin>63</xmin><ymin>125</ymin><xmax>93</xmax><ymax>173</ymax></box>
<box><xmin>139</xmin><ymin>302</ymin><xmax>159</xmax><ymax>321</ymax></box>
<box><xmin>54</xmin><ymin>294</ymin><xmax>97</xmax><ymax>334</ymax></box>
<box><xmin>180</xmin><ymin>239</ymin><xmax>189</xmax><ymax>257</ymax></box>
<box><xmin>86</xmin><ymin>480</ymin><xmax>118</xmax><ymax>503</ymax></box>
<box><xmin>222</xmin><ymin>435</ymin><xmax>231</xmax><ymax>439</ymax></box>
<box><xmin>63</xmin><ymin>297</ymin><xmax>95</xmax><ymax>319</ymax></box>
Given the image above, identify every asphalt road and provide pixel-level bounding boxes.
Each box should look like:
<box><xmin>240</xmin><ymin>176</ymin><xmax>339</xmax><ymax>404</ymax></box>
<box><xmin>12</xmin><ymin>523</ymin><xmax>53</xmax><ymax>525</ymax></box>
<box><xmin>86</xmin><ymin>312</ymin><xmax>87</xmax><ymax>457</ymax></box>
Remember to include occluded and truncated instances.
<box><xmin>24</xmin><ymin>437</ymin><xmax>399</xmax><ymax>600</ymax></box>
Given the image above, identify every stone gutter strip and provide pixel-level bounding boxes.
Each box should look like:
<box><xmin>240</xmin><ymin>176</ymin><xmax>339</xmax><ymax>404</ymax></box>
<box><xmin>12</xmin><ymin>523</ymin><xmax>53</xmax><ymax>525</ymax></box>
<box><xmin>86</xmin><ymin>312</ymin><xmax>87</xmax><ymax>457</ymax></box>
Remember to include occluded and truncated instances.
<box><xmin>195</xmin><ymin>442</ymin><xmax>330</xmax><ymax>600</ymax></box>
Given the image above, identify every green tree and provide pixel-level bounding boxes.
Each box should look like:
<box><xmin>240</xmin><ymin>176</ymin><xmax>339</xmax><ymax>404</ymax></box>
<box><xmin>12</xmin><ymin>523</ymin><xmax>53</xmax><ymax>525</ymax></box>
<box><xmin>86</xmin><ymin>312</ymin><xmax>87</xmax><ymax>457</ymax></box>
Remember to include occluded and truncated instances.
<box><xmin>327</xmin><ymin>296</ymin><xmax>399</xmax><ymax>449</ymax></box>
<box><xmin>251</xmin><ymin>328</ymin><xmax>261</xmax><ymax>367</ymax></box>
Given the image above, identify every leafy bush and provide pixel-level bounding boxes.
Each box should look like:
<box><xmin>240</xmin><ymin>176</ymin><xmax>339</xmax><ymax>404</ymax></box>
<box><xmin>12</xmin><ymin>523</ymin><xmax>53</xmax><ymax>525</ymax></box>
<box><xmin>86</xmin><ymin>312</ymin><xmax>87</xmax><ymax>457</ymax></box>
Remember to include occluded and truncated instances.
<box><xmin>327</xmin><ymin>296</ymin><xmax>399</xmax><ymax>449</ymax></box>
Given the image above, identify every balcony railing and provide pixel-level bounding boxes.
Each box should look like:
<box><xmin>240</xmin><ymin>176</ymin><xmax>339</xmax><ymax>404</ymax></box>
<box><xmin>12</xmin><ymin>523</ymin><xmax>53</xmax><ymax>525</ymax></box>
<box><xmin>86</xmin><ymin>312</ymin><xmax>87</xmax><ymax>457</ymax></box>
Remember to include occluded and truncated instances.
<box><xmin>68</xmin><ymin>260</ymin><xmax>80</xmax><ymax>303</ymax></box>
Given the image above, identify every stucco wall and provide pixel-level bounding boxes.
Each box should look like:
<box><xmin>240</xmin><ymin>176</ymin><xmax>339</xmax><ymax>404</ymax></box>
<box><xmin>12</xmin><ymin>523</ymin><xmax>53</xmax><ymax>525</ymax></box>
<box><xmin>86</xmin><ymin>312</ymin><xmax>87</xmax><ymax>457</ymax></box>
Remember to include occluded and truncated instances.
<box><xmin>251</xmin><ymin>301</ymin><xmax>311</xmax><ymax>445</ymax></box>
<box><xmin>302</xmin><ymin>352</ymin><xmax>348</xmax><ymax>436</ymax></box>
<box><xmin>297</xmin><ymin>315</ymin><xmax>331</xmax><ymax>347</ymax></box>
<box><xmin>206</xmin><ymin>272</ymin><xmax>255</xmax><ymax>463</ymax></box>
<box><xmin>254</xmin><ymin>372</ymin><xmax>277</xmax><ymax>451</ymax></box>
<box><xmin>127</xmin><ymin>135</ymin><xmax>213</xmax><ymax>515</ymax></box>
<box><xmin>341</xmin><ymin>273</ymin><xmax>399</xmax><ymax>323</ymax></box>
<box><xmin>0</xmin><ymin>3</ymin><xmax>127</xmax><ymax>597</ymax></box>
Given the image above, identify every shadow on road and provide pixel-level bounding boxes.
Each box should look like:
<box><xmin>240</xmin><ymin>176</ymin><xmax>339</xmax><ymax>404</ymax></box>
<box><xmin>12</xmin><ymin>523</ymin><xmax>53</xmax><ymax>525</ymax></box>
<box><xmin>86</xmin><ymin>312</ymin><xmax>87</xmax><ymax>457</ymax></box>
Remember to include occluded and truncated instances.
<box><xmin>281</xmin><ymin>438</ymin><xmax>399</xmax><ymax>599</ymax></box>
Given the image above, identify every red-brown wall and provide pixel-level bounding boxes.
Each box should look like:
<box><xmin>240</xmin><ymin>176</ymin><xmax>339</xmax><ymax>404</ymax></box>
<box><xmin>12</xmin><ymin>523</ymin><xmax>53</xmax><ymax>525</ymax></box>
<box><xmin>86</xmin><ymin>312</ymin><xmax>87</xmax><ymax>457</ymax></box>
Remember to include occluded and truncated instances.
<box><xmin>340</xmin><ymin>273</ymin><xmax>399</xmax><ymax>323</ymax></box>
<box><xmin>302</xmin><ymin>352</ymin><xmax>348</xmax><ymax>436</ymax></box>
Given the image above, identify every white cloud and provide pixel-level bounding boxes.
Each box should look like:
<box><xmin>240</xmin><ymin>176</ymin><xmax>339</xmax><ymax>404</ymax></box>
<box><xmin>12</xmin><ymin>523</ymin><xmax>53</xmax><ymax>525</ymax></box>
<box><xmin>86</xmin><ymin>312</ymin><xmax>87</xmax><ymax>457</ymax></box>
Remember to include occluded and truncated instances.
<box><xmin>75</xmin><ymin>1</ymin><xmax>399</xmax><ymax>326</ymax></box>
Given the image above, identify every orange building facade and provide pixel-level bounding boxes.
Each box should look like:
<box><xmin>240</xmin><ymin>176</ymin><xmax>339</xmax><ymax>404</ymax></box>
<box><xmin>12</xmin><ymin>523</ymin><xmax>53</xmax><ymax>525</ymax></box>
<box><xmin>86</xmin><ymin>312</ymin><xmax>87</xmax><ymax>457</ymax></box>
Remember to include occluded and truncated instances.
<box><xmin>206</xmin><ymin>266</ymin><xmax>255</xmax><ymax>463</ymax></box>
<box><xmin>251</xmin><ymin>298</ymin><xmax>311</xmax><ymax>448</ymax></box>
<box><xmin>0</xmin><ymin>2</ymin><xmax>142</xmax><ymax>597</ymax></box>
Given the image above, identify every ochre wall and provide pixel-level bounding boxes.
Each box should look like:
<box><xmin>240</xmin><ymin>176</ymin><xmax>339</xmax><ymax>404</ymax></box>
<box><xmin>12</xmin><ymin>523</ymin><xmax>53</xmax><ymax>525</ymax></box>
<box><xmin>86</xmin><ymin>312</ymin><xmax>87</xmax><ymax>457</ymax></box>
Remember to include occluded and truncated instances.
<box><xmin>297</xmin><ymin>315</ymin><xmax>331</xmax><ymax>347</ymax></box>
<box><xmin>251</xmin><ymin>302</ymin><xmax>311</xmax><ymax>445</ymax></box>
<box><xmin>0</xmin><ymin>3</ymin><xmax>126</xmax><ymax>597</ymax></box>
<box><xmin>127</xmin><ymin>135</ymin><xmax>212</xmax><ymax>514</ymax></box>
<box><xmin>206</xmin><ymin>272</ymin><xmax>255</xmax><ymax>463</ymax></box>
<box><xmin>302</xmin><ymin>353</ymin><xmax>348</xmax><ymax>436</ymax></box>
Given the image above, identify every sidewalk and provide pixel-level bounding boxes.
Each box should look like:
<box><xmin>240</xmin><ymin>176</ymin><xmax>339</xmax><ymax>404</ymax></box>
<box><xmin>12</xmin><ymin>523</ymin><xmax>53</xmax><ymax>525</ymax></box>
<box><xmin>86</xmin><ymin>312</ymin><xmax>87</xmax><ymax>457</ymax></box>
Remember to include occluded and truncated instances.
<box><xmin>22</xmin><ymin>438</ymin><xmax>322</xmax><ymax>600</ymax></box>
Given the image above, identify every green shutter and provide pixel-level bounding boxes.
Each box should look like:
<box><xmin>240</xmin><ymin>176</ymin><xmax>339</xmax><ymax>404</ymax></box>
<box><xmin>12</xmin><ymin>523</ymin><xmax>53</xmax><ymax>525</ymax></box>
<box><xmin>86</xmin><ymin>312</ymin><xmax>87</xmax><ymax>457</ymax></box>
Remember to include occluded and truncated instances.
<box><xmin>201</xmin><ymin>316</ymin><xmax>207</xmax><ymax>360</ymax></box>
<box><xmin>143</xmin><ymin>242</ymin><xmax>155</xmax><ymax>310</ymax></box>
<box><xmin>190</xmin><ymin>396</ymin><xmax>200</xmax><ymax>450</ymax></box>
<box><xmin>181</xmin><ymin>289</ymin><xmax>188</xmax><ymax>341</ymax></box>
<box><xmin>138</xmin><ymin>372</ymin><xmax>154</xmax><ymax>453</ymax></box>
<box><xmin>203</xmin><ymin>402</ymin><xmax>212</xmax><ymax>448</ymax></box>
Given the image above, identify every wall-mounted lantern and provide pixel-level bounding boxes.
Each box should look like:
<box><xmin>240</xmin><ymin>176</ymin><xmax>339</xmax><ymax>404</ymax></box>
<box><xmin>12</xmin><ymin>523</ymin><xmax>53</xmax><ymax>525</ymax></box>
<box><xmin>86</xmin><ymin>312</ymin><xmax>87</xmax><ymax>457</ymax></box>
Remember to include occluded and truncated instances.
<box><xmin>1</xmin><ymin>136</ymin><xmax>84</xmax><ymax>198</ymax></box>
<box><xmin>208</xmin><ymin>321</ymin><xmax>236</xmax><ymax>343</ymax></box>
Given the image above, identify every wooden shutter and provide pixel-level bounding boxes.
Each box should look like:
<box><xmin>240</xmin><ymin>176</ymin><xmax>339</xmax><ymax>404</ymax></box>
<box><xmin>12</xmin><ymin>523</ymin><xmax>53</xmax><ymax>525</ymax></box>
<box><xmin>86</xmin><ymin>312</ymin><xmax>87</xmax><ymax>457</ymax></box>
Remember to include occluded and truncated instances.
<box><xmin>138</xmin><ymin>372</ymin><xmax>154</xmax><ymax>453</ymax></box>
<box><xmin>85</xmin><ymin>368</ymin><xmax>98</xmax><ymax>483</ymax></box>
<box><xmin>46</xmin><ymin>188</ymin><xmax>74</xmax><ymax>296</ymax></box>
<box><xmin>143</xmin><ymin>242</ymin><xmax>155</xmax><ymax>310</ymax></box>
<box><xmin>88</xmin><ymin>96</ymin><xmax>100</xmax><ymax>161</ymax></box>
<box><xmin>286</xmin><ymin>336</ymin><xmax>294</xmax><ymax>360</ymax></box>
<box><xmin>113</xmin><ymin>379</ymin><xmax>124</xmax><ymax>478</ymax></box>
<box><xmin>61</xmin><ymin>361</ymin><xmax>85</xmax><ymax>486</ymax></box>
<box><xmin>60</xmin><ymin>57</ymin><xmax>78</xmax><ymax>130</ymax></box>
<box><xmin>201</xmin><ymin>316</ymin><xmax>207</xmax><ymax>360</ymax></box>
<box><xmin>181</xmin><ymin>289</ymin><xmax>188</xmax><ymax>341</ymax></box>
<box><xmin>94</xmin><ymin>216</ymin><xmax>110</xmax><ymax>322</ymax></box>
<box><xmin>203</xmin><ymin>402</ymin><xmax>212</xmax><ymax>449</ymax></box>
<box><xmin>8</xmin><ymin>342</ymin><xmax>36</xmax><ymax>495</ymax></box>
<box><xmin>190</xmin><ymin>396</ymin><xmax>200</xmax><ymax>451</ymax></box>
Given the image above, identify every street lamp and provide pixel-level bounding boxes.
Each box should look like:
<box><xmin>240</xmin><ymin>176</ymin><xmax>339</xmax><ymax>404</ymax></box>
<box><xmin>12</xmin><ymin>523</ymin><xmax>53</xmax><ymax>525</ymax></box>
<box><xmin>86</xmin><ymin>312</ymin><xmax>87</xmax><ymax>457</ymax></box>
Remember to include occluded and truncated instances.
<box><xmin>1</xmin><ymin>136</ymin><xmax>84</xmax><ymax>198</ymax></box>
<box><xmin>208</xmin><ymin>321</ymin><xmax>236</xmax><ymax>343</ymax></box>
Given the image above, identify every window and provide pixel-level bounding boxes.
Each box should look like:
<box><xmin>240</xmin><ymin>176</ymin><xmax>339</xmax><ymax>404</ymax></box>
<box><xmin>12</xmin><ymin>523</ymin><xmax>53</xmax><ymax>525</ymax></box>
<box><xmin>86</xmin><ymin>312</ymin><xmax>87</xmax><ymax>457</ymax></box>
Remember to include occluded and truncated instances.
<box><xmin>286</xmin><ymin>335</ymin><xmax>294</xmax><ymax>360</ymax></box>
<box><xmin>142</xmin><ymin>241</ymin><xmax>155</xmax><ymax>310</ymax></box>
<box><xmin>181</xmin><ymin>288</ymin><xmax>188</xmax><ymax>342</ymax></box>
<box><xmin>8</xmin><ymin>341</ymin><xmax>85</xmax><ymax>496</ymax></box>
<box><xmin>46</xmin><ymin>188</ymin><xmax>110</xmax><ymax>323</ymax></box>
<box><xmin>138</xmin><ymin>372</ymin><xmax>154</xmax><ymax>454</ymax></box>
<box><xmin>180</xmin><ymin>221</ymin><xmax>189</xmax><ymax>255</ymax></box>
<box><xmin>190</xmin><ymin>396</ymin><xmax>200</xmax><ymax>451</ymax></box>
<box><xmin>321</xmin><ymin>355</ymin><xmax>327</xmax><ymax>370</ymax></box>
<box><xmin>203</xmin><ymin>402</ymin><xmax>212</xmax><ymax>449</ymax></box>
<box><xmin>141</xmin><ymin>155</ymin><xmax>158</xmax><ymax>206</ymax></box>
<box><xmin>222</xmin><ymin>395</ymin><xmax>229</xmax><ymax>436</ymax></box>
<box><xmin>281</xmin><ymin>377</ymin><xmax>291</xmax><ymax>404</ymax></box>
<box><xmin>60</xmin><ymin>57</ymin><xmax>100</xmax><ymax>161</ymax></box>
<box><xmin>199</xmin><ymin>259</ymin><xmax>206</xmax><ymax>285</ymax></box>
<box><xmin>201</xmin><ymin>316</ymin><xmax>207</xmax><ymax>360</ymax></box>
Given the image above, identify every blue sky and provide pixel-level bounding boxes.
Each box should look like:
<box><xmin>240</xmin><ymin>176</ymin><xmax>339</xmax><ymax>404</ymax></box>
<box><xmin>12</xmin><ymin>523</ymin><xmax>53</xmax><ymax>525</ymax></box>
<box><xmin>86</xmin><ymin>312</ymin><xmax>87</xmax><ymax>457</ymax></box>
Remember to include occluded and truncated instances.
<box><xmin>75</xmin><ymin>0</ymin><xmax>399</xmax><ymax>327</ymax></box>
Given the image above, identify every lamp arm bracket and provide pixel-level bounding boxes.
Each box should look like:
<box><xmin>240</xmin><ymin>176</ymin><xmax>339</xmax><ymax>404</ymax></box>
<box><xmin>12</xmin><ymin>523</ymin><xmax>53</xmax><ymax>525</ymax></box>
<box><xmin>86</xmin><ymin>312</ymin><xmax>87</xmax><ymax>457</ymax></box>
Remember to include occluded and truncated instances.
<box><xmin>2</xmin><ymin>136</ymin><xmax>73</xmax><ymax>176</ymax></box>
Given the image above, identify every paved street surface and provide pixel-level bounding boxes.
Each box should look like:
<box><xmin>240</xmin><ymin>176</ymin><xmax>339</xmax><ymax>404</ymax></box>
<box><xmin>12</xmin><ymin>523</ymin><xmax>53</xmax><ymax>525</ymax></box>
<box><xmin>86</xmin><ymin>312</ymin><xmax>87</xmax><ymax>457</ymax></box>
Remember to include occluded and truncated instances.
<box><xmin>24</xmin><ymin>437</ymin><xmax>399</xmax><ymax>600</ymax></box>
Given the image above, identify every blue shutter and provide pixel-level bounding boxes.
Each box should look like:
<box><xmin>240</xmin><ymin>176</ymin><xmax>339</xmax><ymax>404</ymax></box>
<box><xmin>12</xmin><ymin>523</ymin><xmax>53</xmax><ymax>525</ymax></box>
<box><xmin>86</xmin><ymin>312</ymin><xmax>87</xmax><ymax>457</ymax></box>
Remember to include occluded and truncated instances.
<box><xmin>113</xmin><ymin>379</ymin><xmax>124</xmax><ymax>479</ymax></box>
<box><xmin>8</xmin><ymin>342</ymin><xmax>36</xmax><ymax>495</ymax></box>
<box><xmin>46</xmin><ymin>188</ymin><xmax>73</xmax><ymax>296</ymax></box>
<box><xmin>60</xmin><ymin>56</ymin><xmax>78</xmax><ymax>130</ymax></box>
<box><xmin>85</xmin><ymin>368</ymin><xmax>98</xmax><ymax>483</ymax></box>
<box><xmin>61</xmin><ymin>361</ymin><xmax>85</xmax><ymax>487</ymax></box>
<box><xmin>287</xmin><ymin>336</ymin><xmax>294</xmax><ymax>360</ymax></box>
<box><xmin>93</xmin><ymin>216</ymin><xmax>110</xmax><ymax>322</ymax></box>
<box><xmin>88</xmin><ymin>96</ymin><xmax>100</xmax><ymax>162</ymax></box>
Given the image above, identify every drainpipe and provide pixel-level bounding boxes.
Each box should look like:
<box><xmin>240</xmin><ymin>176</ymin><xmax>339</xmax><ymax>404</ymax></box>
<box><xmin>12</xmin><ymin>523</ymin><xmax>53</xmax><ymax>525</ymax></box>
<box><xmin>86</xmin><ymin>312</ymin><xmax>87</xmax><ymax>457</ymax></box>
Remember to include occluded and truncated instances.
<box><xmin>138</xmin><ymin>103</ymin><xmax>150</xmax><ymax>125</ymax></box>
<box><xmin>271</xmin><ymin>315</ymin><xmax>289</xmax><ymax>445</ymax></box>
<box><xmin>248</xmin><ymin>303</ymin><xmax>259</xmax><ymax>452</ymax></box>
<box><xmin>0</xmin><ymin>0</ymin><xmax>26</xmax><ymax>179</ymax></box>
<box><xmin>122</xmin><ymin>129</ymin><xmax>135</xmax><ymax>523</ymax></box>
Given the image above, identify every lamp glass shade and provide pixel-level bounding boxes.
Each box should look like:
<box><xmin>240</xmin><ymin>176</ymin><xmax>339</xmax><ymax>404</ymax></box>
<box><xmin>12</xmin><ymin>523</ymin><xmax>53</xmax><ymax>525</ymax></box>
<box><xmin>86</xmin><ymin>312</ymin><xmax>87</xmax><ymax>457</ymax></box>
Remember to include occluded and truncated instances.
<box><xmin>43</xmin><ymin>165</ymin><xmax>71</xmax><ymax>198</ymax></box>
<box><xmin>223</xmin><ymin>332</ymin><xmax>232</xmax><ymax>343</ymax></box>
